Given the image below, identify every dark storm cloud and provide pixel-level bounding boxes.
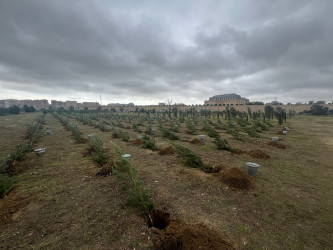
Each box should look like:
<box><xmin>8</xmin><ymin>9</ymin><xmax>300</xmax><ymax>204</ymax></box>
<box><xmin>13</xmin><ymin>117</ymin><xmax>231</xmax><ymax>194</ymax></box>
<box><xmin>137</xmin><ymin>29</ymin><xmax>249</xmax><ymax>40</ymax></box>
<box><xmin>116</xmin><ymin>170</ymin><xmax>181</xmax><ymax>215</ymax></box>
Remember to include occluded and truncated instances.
<box><xmin>0</xmin><ymin>0</ymin><xmax>332</xmax><ymax>103</ymax></box>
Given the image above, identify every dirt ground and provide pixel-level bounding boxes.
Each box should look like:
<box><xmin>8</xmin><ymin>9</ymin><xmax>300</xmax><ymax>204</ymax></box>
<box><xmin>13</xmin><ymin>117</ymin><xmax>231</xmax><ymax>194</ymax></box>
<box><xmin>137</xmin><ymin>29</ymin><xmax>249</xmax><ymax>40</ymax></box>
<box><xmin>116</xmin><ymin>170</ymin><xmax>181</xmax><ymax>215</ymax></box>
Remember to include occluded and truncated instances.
<box><xmin>0</xmin><ymin>113</ymin><xmax>38</xmax><ymax>155</ymax></box>
<box><xmin>0</xmin><ymin>114</ymin><xmax>332</xmax><ymax>249</ymax></box>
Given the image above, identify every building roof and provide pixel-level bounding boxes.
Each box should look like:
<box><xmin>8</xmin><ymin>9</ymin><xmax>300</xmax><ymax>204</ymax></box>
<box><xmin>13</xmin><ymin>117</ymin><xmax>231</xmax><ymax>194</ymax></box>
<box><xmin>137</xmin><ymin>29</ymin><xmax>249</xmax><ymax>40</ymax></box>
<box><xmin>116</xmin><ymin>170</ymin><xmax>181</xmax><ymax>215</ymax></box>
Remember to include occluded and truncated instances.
<box><xmin>209</xmin><ymin>93</ymin><xmax>241</xmax><ymax>100</ymax></box>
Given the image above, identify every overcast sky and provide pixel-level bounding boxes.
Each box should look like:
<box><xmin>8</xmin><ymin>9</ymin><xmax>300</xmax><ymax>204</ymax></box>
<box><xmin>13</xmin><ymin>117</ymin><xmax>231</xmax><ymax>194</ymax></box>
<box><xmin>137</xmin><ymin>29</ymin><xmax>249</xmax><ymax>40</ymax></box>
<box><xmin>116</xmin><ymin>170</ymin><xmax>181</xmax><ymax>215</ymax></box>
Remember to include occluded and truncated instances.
<box><xmin>0</xmin><ymin>0</ymin><xmax>332</xmax><ymax>105</ymax></box>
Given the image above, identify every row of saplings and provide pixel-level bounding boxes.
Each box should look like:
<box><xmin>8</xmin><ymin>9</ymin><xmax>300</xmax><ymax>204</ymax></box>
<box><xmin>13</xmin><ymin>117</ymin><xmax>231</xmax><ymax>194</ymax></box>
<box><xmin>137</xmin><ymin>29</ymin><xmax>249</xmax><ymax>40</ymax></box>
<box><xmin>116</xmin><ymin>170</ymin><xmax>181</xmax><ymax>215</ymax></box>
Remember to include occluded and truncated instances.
<box><xmin>82</xmin><ymin>135</ymin><xmax>236</xmax><ymax>249</ymax></box>
<box><xmin>0</xmin><ymin>114</ymin><xmax>46</xmax><ymax>198</ymax></box>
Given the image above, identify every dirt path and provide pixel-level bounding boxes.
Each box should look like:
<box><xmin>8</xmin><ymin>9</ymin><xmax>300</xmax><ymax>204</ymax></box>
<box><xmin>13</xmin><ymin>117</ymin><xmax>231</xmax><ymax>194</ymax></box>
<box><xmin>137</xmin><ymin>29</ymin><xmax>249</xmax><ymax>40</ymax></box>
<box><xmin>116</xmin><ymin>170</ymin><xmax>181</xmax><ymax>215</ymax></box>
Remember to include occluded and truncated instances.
<box><xmin>0</xmin><ymin>114</ymin><xmax>151</xmax><ymax>249</ymax></box>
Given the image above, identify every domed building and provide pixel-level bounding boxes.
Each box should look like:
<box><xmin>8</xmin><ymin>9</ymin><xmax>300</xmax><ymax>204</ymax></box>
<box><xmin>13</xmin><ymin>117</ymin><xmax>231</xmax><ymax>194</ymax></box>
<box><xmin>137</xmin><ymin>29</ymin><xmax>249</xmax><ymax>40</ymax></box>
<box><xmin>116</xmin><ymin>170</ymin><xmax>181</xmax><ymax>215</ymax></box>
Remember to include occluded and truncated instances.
<box><xmin>204</xmin><ymin>93</ymin><xmax>249</xmax><ymax>105</ymax></box>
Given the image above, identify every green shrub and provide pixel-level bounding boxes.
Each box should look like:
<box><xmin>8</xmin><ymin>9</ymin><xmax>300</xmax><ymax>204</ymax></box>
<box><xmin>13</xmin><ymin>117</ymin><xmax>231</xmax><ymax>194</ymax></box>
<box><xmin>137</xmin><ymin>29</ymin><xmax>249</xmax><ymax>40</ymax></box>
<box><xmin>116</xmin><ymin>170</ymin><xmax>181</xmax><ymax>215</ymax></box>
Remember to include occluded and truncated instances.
<box><xmin>0</xmin><ymin>174</ymin><xmax>15</xmax><ymax>198</ymax></box>
<box><xmin>253</xmin><ymin>120</ymin><xmax>268</xmax><ymax>131</ymax></box>
<box><xmin>36</xmin><ymin>114</ymin><xmax>46</xmax><ymax>125</ymax></box>
<box><xmin>202</xmin><ymin>121</ymin><xmax>220</xmax><ymax>138</ymax></box>
<box><xmin>112</xmin><ymin>144</ymin><xmax>154</xmax><ymax>214</ymax></box>
<box><xmin>171</xmin><ymin>143</ymin><xmax>211</xmax><ymax>172</ymax></box>
<box><xmin>228</xmin><ymin>128</ymin><xmax>245</xmax><ymax>141</ymax></box>
<box><xmin>7</xmin><ymin>144</ymin><xmax>32</xmax><ymax>165</ymax></box>
<box><xmin>92</xmin><ymin>151</ymin><xmax>110</xmax><ymax>166</ymax></box>
<box><xmin>88</xmin><ymin>136</ymin><xmax>104</xmax><ymax>153</ymax></box>
<box><xmin>213</xmin><ymin>136</ymin><xmax>232</xmax><ymax>151</ymax></box>
<box><xmin>243</xmin><ymin>127</ymin><xmax>261</xmax><ymax>138</ymax></box>
<box><xmin>145</xmin><ymin>125</ymin><xmax>154</xmax><ymax>135</ymax></box>
<box><xmin>68</xmin><ymin>122</ymin><xmax>82</xmax><ymax>140</ymax></box>
<box><xmin>142</xmin><ymin>135</ymin><xmax>158</xmax><ymax>151</ymax></box>
<box><xmin>159</xmin><ymin>127</ymin><xmax>180</xmax><ymax>140</ymax></box>
<box><xmin>185</xmin><ymin>119</ymin><xmax>198</xmax><ymax>135</ymax></box>
<box><xmin>26</xmin><ymin>122</ymin><xmax>43</xmax><ymax>144</ymax></box>
<box><xmin>120</xmin><ymin>129</ymin><xmax>130</xmax><ymax>142</ymax></box>
<box><xmin>88</xmin><ymin>136</ymin><xmax>110</xmax><ymax>166</ymax></box>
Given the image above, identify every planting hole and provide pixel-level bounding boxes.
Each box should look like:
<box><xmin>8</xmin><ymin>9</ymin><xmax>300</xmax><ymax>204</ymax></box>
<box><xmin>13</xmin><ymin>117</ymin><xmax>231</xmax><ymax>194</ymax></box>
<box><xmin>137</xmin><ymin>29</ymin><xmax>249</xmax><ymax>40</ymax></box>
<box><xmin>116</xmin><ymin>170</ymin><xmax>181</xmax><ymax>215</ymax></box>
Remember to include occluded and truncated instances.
<box><xmin>147</xmin><ymin>209</ymin><xmax>170</xmax><ymax>230</ymax></box>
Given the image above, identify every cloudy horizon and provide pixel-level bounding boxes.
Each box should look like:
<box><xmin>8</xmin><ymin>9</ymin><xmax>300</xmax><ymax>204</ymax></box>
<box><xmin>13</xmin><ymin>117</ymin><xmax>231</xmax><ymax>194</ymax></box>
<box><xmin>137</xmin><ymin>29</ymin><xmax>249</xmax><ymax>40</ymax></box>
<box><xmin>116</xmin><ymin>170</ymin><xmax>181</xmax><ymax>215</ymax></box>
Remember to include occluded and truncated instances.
<box><xmin>0</xmin><ymin>0</ymin><xmax>332</xmax><ymax>105</ymax></box>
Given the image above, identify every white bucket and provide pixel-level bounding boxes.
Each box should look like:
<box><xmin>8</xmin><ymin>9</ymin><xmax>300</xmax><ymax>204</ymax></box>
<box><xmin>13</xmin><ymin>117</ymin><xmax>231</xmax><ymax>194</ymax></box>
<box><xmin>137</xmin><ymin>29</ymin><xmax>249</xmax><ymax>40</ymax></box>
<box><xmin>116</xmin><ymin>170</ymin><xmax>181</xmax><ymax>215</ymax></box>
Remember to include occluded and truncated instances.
<box><xmin>199</xmin><ymin>135</ymin><xmax>205</xmax><ymax>141</ymax></box>
<box><xmin>272</xmin><ymin>137</ymin><xmax>279</xmax><ymax>142</ymax></box>
<box><xmin>246</xmin><ymin>162</ymin><xmax>260</xmax><ymax>176</ymax></box>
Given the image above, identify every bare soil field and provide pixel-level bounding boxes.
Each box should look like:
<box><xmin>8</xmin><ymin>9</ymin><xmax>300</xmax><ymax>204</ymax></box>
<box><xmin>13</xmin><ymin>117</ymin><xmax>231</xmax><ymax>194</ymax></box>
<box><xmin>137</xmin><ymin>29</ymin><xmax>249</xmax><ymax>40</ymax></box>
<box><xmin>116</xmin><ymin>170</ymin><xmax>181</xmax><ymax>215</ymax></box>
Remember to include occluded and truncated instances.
<box><xmin>0</xmin><ymin>114</ymin><xmax>332</xmax><ymax>249</ymax></box>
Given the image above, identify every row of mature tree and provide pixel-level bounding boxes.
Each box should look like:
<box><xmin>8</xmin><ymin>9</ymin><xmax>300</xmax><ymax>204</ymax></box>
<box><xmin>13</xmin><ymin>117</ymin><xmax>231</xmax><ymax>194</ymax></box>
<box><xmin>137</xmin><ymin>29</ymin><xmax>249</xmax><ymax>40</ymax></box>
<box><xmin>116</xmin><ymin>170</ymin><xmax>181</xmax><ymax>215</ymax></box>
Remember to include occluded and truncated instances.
<box><xmin>0</xmin><ymin>105</ymin><xmax>36</xmax><ymax>116</ymax></box>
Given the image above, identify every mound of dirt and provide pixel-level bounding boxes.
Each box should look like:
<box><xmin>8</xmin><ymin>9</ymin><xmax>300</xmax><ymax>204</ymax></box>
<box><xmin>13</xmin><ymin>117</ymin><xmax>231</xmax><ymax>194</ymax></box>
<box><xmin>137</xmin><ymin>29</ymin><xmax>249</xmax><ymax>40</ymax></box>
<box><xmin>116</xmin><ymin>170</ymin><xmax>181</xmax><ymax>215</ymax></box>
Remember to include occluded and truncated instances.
<box><xmin>132</xmin><ymin>139</ymin><xmax>143</xmax><ymax>146</ymax></box>
<box><xmin>268</xmin><ymin>141</ymin><xmax>286</xmax><ymax>149</ymax></box>
<box><xmin>153</xmin><ymin>219</ymin><xmax>235</xmax><ymax>250</ymax></box>
<box><xmin>230</xmin><ymin>149</ymin><xmax>245</xmax><ymax>155</ymax></box>
<box><xmin>278</xmin><ymin>130</ymin><xmax>286</xmax><ymax>135</ymax></box>
<box><xmin>96</xmin><ymin>165</ymin><xmax>113</xmax><ymax>176</ymax></box>
<box><xmin>190</xmin><ymin>138</ymin><xmax>204</xmax><ymax>145</ymax></box>
<box><xmin>82</xmin><ymin>148</ymin><xmax>95</xmax><ymax>157</ymax></box>
<box><xmin>0</xmin><ymin>190</ymin><xmax>31</xmax><ymax>226</ymax></box>
<box><xmin>247</xmin><ymin>149</ymin><xmax>270</xmax><ymax>159</ymax></box>
<box><xmin>204</xmin><ymin>165</ymin><xmax>222</xmax><ymax>173</ymax></box>
<box><xmin>76</xmin><ymin>138</ymin><xmax>89</xmax><ymax>144</ymax></box>
<box><xmin>159</xmin><ymin>147</ymin><xmax>174</xmax><ymax>155</ymax></box>
<box><xmin>221</xmin><ymin>168</ymin><xmax>253</xmax><ymax>190</ymax></box>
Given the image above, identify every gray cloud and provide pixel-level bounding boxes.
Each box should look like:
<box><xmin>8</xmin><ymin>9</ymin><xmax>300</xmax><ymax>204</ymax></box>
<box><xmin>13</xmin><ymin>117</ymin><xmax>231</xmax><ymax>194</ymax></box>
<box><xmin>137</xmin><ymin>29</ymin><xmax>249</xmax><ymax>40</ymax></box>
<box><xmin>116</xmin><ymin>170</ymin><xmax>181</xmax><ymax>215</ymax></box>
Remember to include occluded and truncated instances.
<box><xmin>0</xmin><ymin>0</ymin><xmax>332</xmax><ymax>104</ymax></box>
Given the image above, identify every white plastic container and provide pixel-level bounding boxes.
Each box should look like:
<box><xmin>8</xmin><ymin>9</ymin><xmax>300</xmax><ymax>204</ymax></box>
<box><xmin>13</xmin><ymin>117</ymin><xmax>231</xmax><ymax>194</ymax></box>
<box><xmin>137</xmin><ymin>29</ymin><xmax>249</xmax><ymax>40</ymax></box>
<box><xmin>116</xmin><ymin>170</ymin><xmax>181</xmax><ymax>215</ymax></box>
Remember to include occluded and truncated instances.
<box><xmin>122</xmin><ymin>154</ymin><xmax>132</xmax><ymax>160</ymax></box>
<box><xmin>246</xmin><ymin>162</ymin><xmax>260</xmax><ymax>176</ymax></box>
<box><xmin>272</xmin><ymin>137</ymin><xmax>279</xmax><ymax>142</ymax></box>
<box><xmin>34</xmin><ymin>148</ymin><xmax>46</xmax><ymax>156</ymax></box>
<box><xmin>199</xmin><ymin>135</ymin><xmax>205</xmax><ymax>141</ymax></box>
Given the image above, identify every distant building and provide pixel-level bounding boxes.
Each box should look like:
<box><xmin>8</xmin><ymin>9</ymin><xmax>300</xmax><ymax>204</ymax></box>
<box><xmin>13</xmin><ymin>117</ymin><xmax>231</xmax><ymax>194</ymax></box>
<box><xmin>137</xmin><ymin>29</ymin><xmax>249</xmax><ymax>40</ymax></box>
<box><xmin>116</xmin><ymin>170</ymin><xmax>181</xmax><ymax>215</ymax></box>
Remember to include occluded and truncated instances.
<box><xmin>107</xmin><ymin>103</ymin><xmax>134</xmax><ymax>107</ymax></box>
<box><xmin>204</xmin><ymin>93</ymin><xmax>249</xmax><ymax>105</ymax></box>
<box><xmin>0</xmin><ymin>99</ymin><xmax>49</xmax><ymax>109</ymax></box>
<box><xmin>158</xmin><ymin>103</ymin><xmax>165</xmax><ymax>106</ymax></box>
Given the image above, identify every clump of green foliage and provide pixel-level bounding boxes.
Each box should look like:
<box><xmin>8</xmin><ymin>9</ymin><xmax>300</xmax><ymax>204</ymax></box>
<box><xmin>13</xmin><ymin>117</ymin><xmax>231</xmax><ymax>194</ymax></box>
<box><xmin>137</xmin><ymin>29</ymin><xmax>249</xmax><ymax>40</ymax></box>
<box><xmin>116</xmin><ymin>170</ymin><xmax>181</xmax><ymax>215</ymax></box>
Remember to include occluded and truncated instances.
<box><xmin>243</xmin><ymin>127</ymin><xmax>261</xmax><ymax>138</ymax></box>
<box><xmin>228</xmin><ymin>128</ymin><xmax>245</xmax><ymax>141</ymax></box>
<box><xmin>253</xmin><ymin>120</ymin><xmax>268</xmax><ymax>131</ymax></box>
<box><xmin>213</xmin><ymin>136</ymin><xmax>232</xmax><ymax>151</ymax></box>
<box><xmin>88</xmin><ymin>136</ymin><xmax>110</xmax><ymax>166</ymax></box>
<box><xmin>142</xmin><ymin>135</ymin><xmax>158</xmax><ymax>151</ymax></box>
<box><xmin>7</xmin><ymin>144</ymin><xmax>32</xmax><ymax>164</ymax></box>
<box><xmin>120</xmin><ymin>129</ymin><xmax>130</xmax><ymax>142</ymax></box>
<box><xmin>95</xmin><ymin>121</ymin><xmax>107</xmax><ymax>132</ymax></box>
<box><xmin>68</xmin><ymin>122</ymin><xmax>82</xmax><ymax>141</ymax></box>
<box><xmin>26</xmin><ymin>122</ymin><xmax>43</xmax><ymax>144</ymax></box>
<box><xmin>145</xmin><ymin>125</ymin><xmax>154</xmax><ymax>135</ymax></box>
<box><xmin>159</xmin><ymin>126</ymin><xmax>180</xmax><ymax>140</ymax></box>
<box><xmin>112</xmin><ymin>144</ymin><xmax>154</xmax><ymax>214</ymax></box>
<box><xmin>185</xmin><ymin>119</ymin><xmax>198</xmax><ymax>135</ymax></box>
<box><xmin>201</xmin><ymin>121</ymin><xmax>220</xmax><ymax>138</ymax></box>
<box><xmin>171</xmin><ymin>143</ymin><xmax>212</xmax><ymax>172</ymax></box>
<box><xmin>0</xmin><ymin>157</ymin><xmax>16</xmax><ymax>197</ymax></box>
